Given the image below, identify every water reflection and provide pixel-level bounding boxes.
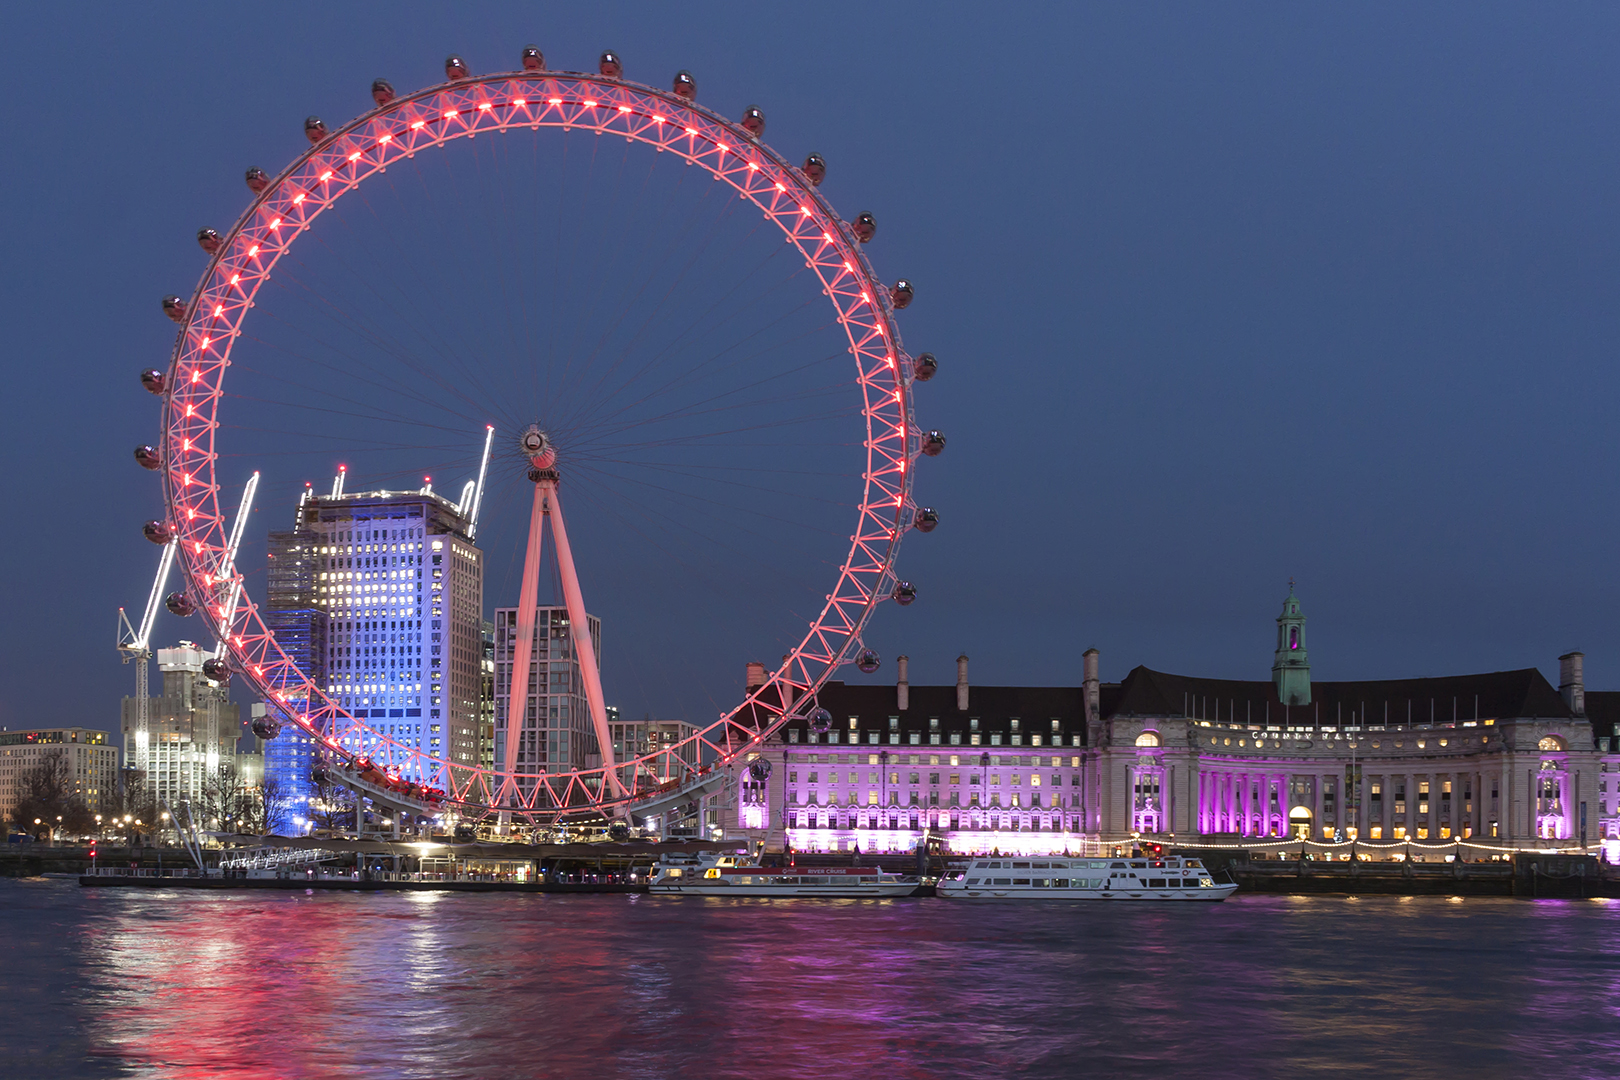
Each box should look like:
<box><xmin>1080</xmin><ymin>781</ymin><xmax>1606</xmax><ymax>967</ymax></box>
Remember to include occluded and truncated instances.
<box><xmin>4</xmin><ymin>881</ymin><xmax>1620</xmax><ymax>1078</ymax></box>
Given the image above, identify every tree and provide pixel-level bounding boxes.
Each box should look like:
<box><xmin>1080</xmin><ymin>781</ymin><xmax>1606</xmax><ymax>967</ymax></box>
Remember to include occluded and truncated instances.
<box><xmin>104</xmin><ymin>769</ymin><xmax>160</xmax><ymax>839</ymax></box>
<box><xmin>309</xmin><ymin>776</ymin><xmax>357</xmax><ymax>835</ymax></box>
<box><xmin>260</xmin><ymin>775</ymin><xmax>297</xmax><ymax>836</ymax></box>
<box><xmin>8</xmin><ymin>752</ymin><xmax>95</xmax><ymax>839</ymax></box>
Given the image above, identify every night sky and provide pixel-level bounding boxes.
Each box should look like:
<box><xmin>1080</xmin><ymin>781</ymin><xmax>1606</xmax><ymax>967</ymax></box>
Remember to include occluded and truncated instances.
<box><xmin>7</xmin><ymin>4</ymin><xmax>1620</xmax><ymax>738</ymax></box>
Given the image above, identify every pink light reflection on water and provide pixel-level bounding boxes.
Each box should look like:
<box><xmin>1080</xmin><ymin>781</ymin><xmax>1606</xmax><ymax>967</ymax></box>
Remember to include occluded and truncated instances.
<box><xmin>7</xmin><ymin>883</ymin><xmax>1620</xmax><ymax>1079</ymax></box>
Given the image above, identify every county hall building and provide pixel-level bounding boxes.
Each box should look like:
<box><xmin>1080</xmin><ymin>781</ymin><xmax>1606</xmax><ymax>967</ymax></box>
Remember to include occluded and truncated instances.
<box><xmin>726</xmin><ymin>589</ymin><xmax>1619</xmax><ymax>858</ymax></box>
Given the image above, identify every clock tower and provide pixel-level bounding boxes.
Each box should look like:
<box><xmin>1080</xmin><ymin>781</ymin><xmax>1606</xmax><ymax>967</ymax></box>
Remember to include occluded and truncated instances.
<box><xmin>1272</xmin><ymin>582</ymin><xmax>1311</xmax><ymax>706</ymax></box>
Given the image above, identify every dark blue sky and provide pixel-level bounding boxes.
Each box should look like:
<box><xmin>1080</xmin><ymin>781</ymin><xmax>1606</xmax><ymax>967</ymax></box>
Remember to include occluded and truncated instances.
<box><xmin>7</xmin><ymin>4</ymin><xmax>1620</xmax><ymax>737</ymax></box>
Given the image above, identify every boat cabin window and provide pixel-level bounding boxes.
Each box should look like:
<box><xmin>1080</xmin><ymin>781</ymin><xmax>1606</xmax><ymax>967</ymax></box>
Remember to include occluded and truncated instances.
<box><xmin>1110</xmin><ymin>862</ymin><xmax>1127</xmax><ymax>869</ymax></box>
<box><xmin>1011</xmin><ymin>861</ymin><xmax>1030</xmax><ymax>868</ymax></box>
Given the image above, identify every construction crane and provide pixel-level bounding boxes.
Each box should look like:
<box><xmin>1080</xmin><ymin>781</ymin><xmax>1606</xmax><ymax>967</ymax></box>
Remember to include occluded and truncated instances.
<box><xmin>116</xmin><ymin>540</ymin><xmax>177</xmax><ymax>778</ymax></box>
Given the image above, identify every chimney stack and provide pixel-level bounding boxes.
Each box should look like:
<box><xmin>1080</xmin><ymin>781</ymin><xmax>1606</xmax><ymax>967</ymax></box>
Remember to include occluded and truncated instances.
<box><xmin>897</xmin><ymin>655</ymin><xmax>909</xmax><ymax>712</ymax></box>
<box><xmin>1559</xmin><ymin>651</ymin><xmax>1585</xmax><ymax>716</ymax></box>
<box><xmin>1083</xmin><ymin>648</ymin><xmax>1100</xmax><ymax>725</ymax></box>
<box><xmin>956</xmin><ymin>654</ymin><xmax>969</xmax><ymax>711</ymax></box>
<box><xmin>745</xmin><ymin>661</ymin><xmax>766</xmax><ymax>690</ymax></box>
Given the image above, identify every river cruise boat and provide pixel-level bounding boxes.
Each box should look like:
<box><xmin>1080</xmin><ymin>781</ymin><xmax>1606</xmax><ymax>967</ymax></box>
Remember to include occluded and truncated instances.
<box><xmin>937</xmin><ymin>855</ymin><xmax>1237</xmax><ymax>901</ymax></box>
<box><xmin>649</xmin><ymin>853</ymin><xmax>920</xmax><ymax>898</ymax></box>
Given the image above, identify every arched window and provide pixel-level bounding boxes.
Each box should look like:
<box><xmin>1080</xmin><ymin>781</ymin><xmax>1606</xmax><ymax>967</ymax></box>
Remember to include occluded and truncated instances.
<box><xmin>1538</xmin><ymin>735</ymin><xmax>1567</xmax><ymax>752</ymax></box>
<box><xmin>1135</xmin><ymin>731</ymin><xmax>1161</xmax><ymax>747</ymax></box>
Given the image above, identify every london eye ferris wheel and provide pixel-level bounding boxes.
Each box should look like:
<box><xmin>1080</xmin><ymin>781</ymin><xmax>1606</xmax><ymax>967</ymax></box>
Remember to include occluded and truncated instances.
<box><xmin>135</xmin><ymin>46</ymin><xmax>945</xmax><ymax>825</ymax></box>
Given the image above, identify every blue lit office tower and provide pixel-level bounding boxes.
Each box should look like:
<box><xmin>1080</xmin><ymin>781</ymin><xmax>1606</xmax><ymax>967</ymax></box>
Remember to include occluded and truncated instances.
<box><xmin>262</xmin><ymin>527</ymin><xmax>327</xmax><ymax>825</ymax></box>
<box><xmin>263</xmin><ymin>487</ymin><xmax>484</xmax><ymax>798</ymax></box>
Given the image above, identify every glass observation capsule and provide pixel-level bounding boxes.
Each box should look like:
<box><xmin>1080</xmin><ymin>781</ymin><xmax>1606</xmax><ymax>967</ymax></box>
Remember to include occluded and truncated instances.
<box><xmin>245</xmin><ymin>167</ymin><xmax>270</xmax><ymax>194</ymax></box>
<box><xmin>163</xmin><ymin>590</ymin><xmax>193</xmax><ymax>616</ymax></box>
<box><xmin>802</xmin><ymin>153</ymin><xmax>826</xmax><ymax>186</ymax></box>
<box><xmin>143</xmin><ymin>520</ymin><xmax>174</xmax><ymax>545</ymax></box>
<box><xmin>304</xmin><ymin>116</ymin><xmax>328</xmax><ymax>144</ymax></box>
<box><xmin>741</xmin><ymin>106</ymin><xmax>765</xmax><ymax>138</ymax></box>
<box><xmin>251</xmin><ymin>716</ymin><xmax>282</xmax><ymax>740</ymax></box>
<box><xmin>921</xmin><ymin>430</ymin><xmax>946</xmax><ymax>457</ymax></box>
<box><xmin>890</xmin><ymin>279</ymin><xmax>914</xmax><ymax>309</ymax></box>
<box><xmin>202</xmin><ymin>657</ymin><xmax>231</xmax><ymax>682</ymax></box>
<box><xmin>852</xmin><ymin>212</ymin><xmax>876</xmax><ymax>243</ymax></box>
<box><xmin>140</xmin><ymin>368</ymin><xmax>166</xmax><ymax>394</ymax></box>
<box><xmin>748</xmin><ymin>758</ymin><xmax>773</xmax><ymax>783</ymax></box>
<box><xmin>134</xmin><ymin>445</ymin><xmax>162</xmax><ymax>470</ymax></box>
<box><xmin>521</xmin><ymin>46</ymin><xmax>545</xmax><ymax>71</ymax></box>
<box><xmin>196</xmin><ymin>227</ymin><xmax>223</xmax><ymax>255</ymax></box>
<box><xmin>371</xmin><ymin>78</ymin><xmax>396</xmax><ymax>106</ymax></box>
<box><xmin>445</xmin><ymin>55</ymin><xmax>469</xmax><ymax>81</ymax></box>
<box><xmin>599</xmin><ymin>51</ymin><xmax>623</xmax><ymax>78</ymax></box>
<box><xmin>855</xmin><ymin>648</ymin><xmax>881</xmax><ymax>674</ymax></box>
<box><xmin>672</xmin><ymin>70</ymin><xmax>696</xmax><ymax>99</ymax></box>
<box><xmin>912</xmin><ymin>353</ymin><xmax>937</xmax><ymax>382</ymax></box>
<box><xmin>161</xmin><ymin>295</ymin><xmax>186</xmax><ymax>323</ymax></box>
<box><xmin>913</xmin><ymin>507</ymin><xmax>939</xmax><ymax>533</ymax></box>
<box><xmin>892</xmin><ymin>581</ymin><xmax>917</xmax><ymax>606</ymax></box>
<box><xmin>809</xmin><ymin>707</ymin><xmax>833</xmax><ymax>733</ymax></box>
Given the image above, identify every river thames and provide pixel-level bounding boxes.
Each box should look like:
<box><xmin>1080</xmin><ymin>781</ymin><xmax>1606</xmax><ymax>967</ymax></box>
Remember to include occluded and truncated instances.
<box><xmin>3</xmin><ymin>879</ymin><xmax>1619</xmax><ymax>1078</ymax></box>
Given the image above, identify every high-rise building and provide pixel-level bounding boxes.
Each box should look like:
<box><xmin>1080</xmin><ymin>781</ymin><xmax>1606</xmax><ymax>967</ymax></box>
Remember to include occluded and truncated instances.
<box><xmin>493</xmin><ymin>605</ymin><xmax>601</xmax><ymax>802</ymax></box>
<box><xmin>262</xmin><ymin>527</ymin><xmax>329</xmax><ymax>823</ymax></box>
<box><xmin>265</xmin><ymin>489</ymin><xmax>483</xmax><ymax>786</ymax></box>
<box><xmin>120</xmin><ymin>643</ymin><xmax>239</xmax><ymax>806</ymax></box>
<box><xmin>0</xmin><ymin>728</ymin><xmax>119</xmax><ymax>825</ymax></box>
<box><xmin>479</xmin><ymin>619</ymin><xmax>495</xmax><ymax>773</ymax></box>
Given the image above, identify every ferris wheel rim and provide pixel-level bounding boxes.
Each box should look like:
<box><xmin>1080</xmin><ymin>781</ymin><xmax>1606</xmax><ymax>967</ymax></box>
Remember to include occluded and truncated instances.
<box><xmin>157</xmin><ymin>65</ymin><xmax>920</xmax><ymax>820</ymax></box>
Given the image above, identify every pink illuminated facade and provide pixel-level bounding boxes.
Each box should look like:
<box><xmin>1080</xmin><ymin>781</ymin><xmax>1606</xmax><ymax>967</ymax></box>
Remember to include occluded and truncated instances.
<box><xmin>723</xmin><ymin>592</ymin><xmax>1620</xmax><ymax>857</ymax></box>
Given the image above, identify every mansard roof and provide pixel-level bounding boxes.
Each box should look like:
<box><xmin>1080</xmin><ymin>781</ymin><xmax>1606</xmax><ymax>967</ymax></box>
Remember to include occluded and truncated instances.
<box><xmin>1106</xmin><ymin>665</ymin><xmax>1573</xmax><ymax>726</ymax></box>
<box><xmin>769</xmin><ymin>681</ymin><xmax>1088</xmax><ymax>743</ymax></box>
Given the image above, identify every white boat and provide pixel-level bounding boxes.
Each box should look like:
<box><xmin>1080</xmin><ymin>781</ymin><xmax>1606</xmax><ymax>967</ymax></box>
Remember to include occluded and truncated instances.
<box><xmin>937</xmin><ymin>854</ymin><xmax>1238</xmax><ymax>901</ymax></box>
<box><xmin>648</xmin><ymin>852</ymin><xmax>919</xmax><ymax>898</ymax></box>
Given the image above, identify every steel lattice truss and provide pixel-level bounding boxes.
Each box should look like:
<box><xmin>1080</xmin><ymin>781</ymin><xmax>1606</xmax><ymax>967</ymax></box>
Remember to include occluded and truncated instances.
<box><xmin>159</xmin><ymin>68</ymin><xmax>921</xmax><ymax>821</ymax></box>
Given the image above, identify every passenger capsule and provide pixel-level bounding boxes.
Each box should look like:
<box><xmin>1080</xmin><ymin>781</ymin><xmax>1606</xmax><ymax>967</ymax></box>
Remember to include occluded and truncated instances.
<box><xmin>802</xmin><ymin>153</ymin><xmax>826</xmax><ymax>186</ymax></box>
<box><xmin>748</xmin><ymin>758</ymin><xmax>773</xmax><ymax>783</ymax></box>
<box><xmin>140</xmin><ymin>369</ymin><xmax>167</xmax><ymax>395</ymax></box>
<box><xmin>304</xmin><ymin>116</ymin><xmax>328</xmax><ymax>144</ymax></box>
<box><xmin>608</xmin><ymin>821</ymin><xmax>630</xmax><ymax>840</ymax></box>
<box><xmin>599</xmin><ymin>51</ymin><xmax>623</xmax><ymax>79</ymax></box>
<box><xmin>892</xmin><ymin>581</ymin><xmax>917</xmax><ymax>606</ymax></box>
<box><xmin>161</xmin><ymin>295</ymin><xmax>186</xmax><ymax>324</ymax></box>
<box><xmin>251</xmin><ymin>716</ymin><xmax>282</xmax><ymax>740</ymax></box>
<box><xmin>809</xmin><ymin>707</ymin><xmax>833</xmax><ymax>733</ymax></box>
<box><xmin>196</xmin><ymin>228</ymin><xmax>223</xmax><ymax>255</ymax></box>
<box><xmin>245</xmin><ymin>166</ymin><xmax>270</xmax><ymax>194</ymax></box>
<box><xmin>521</xmin><ymin>46</ymin><xmax>545</xmax><ymax>72</ymax></box>
<box><xmin>921</xmin><ymin>430</ymin><xmax>946</xmax><ymax>457</ymax></box>
<box><xmin>202</xmin><ymin>657</ymin><xmax>231</xmax><ymax>682</ymax></box>
<box><xmin>134</xmin><ymin>445</ymin><xmax>162</xmax><ymax>471</ymax></box>
<box><xmin>912</xmin><ymin>352</ymin><xmax>937</xmax><ymax>381</ymax></box>
<box><xmin>913</xmin><ymin>506</ymin><xmax>939</xmax><ymax>533</ymax></box>
<box><xmin>144</xmin><ymin>520</ymin><xmax>174</xmax><ymax>545</ymax></box>
<box><xmin>163</xmin><ymin>590</ymin><xmax>193</xmax><ymax>616</ymax></box>
<box><xmin>741</xmin><ymin>106</ymin><xmax>765</xmax><ymax>139</ymax></box>
<box><xmin>371</xmin><ymin>78</ymin><xmax>396</xmax><ymax>106</ymax></box>
<box><xmin>312</xmin><ymin>764</ymin><xmax>331</xmax><ymax>785</ymax></box>
<box><xmin>851</xmin><ymin>212</ymin><xmax>876</xmax><ymax>243</ymax></box>
<box><xmin>890</xmin><ymin>279</ymin><xmax>914</xmax><ymax>309</ymax></box>
<box><xmin>855</xmin><ymin>648</ymin><xmax>881</xmax><ymax>674</ymax></box>
<box><xmin>672</xmin><ymin>70</ymin><xmax>696</xmax><ymax>99</ymax></box>
<box><xmin>445</xmin><ymin>55</ymin><xmax>469</xmax><ymax>81</ymax></box>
